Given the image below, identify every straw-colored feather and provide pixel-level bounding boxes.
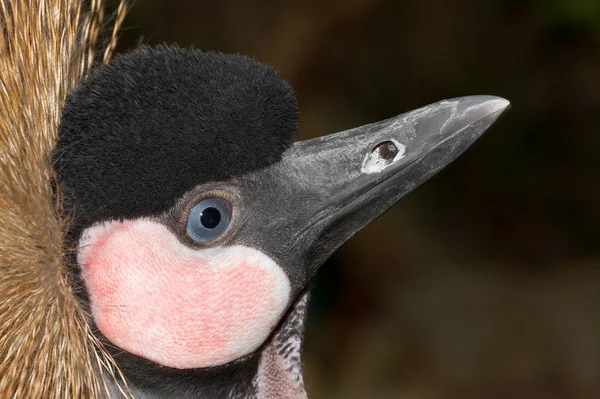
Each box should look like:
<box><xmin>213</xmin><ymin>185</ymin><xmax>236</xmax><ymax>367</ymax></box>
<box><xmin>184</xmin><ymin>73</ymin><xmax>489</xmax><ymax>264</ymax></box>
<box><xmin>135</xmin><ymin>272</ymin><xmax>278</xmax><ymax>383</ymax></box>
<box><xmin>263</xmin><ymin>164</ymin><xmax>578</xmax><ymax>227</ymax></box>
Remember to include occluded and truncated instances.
<box><xmin>0</xmin><ymin>0</ymin><xmax>129</xmax><ymax>397</ymax></box>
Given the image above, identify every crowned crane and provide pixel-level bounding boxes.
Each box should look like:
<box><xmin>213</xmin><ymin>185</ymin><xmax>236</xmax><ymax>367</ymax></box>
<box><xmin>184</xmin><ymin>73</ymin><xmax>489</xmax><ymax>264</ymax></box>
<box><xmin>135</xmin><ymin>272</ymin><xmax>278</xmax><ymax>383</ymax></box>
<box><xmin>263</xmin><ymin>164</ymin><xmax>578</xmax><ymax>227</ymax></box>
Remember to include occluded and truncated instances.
<box><xmin>0</xmin><ymin>2</ymin><xmax>509</xmax><ymax>398</ymax></box>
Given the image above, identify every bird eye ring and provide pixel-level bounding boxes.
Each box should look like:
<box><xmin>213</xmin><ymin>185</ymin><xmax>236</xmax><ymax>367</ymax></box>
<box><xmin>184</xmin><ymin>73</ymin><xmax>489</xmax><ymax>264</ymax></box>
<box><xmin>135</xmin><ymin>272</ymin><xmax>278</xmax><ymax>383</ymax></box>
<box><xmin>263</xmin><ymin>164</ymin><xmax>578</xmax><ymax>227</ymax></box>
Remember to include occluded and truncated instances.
<box><xmin>186</xmin><ymin>197</ymin><xmax>231</xmax><ymax>243</ymax></box>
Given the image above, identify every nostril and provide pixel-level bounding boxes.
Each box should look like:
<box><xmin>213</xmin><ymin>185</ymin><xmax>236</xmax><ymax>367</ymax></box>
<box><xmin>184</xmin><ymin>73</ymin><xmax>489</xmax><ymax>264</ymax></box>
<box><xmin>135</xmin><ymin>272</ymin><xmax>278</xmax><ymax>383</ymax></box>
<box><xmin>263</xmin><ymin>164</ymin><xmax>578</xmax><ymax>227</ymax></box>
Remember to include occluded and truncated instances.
<box><xmin>361</xmin><ymin>140</ymin><xmax>405</xmax><ymax>174</ymax></box>
<box><xmin>376</xmin><ymin>141</ymin><xmax>399</xmax><ymax>162</ymax></box>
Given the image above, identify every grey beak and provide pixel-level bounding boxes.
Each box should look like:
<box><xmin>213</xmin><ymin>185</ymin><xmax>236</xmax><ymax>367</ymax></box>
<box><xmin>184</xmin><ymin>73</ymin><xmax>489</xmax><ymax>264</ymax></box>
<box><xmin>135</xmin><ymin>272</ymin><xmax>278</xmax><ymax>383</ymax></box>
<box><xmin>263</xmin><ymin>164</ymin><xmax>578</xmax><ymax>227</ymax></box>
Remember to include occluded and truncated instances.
<box><xmin>240</xmin><ymin>96</ymin><xmax>509</xmax><ymax>288</ymax></box>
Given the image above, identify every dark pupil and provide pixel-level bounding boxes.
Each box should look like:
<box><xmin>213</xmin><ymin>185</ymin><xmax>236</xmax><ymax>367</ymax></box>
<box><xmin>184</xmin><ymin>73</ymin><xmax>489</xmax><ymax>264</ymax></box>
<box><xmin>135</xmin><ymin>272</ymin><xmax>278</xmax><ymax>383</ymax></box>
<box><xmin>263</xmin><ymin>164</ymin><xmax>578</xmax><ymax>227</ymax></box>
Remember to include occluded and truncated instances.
<box><xmin>200</xmin><ymin>207</ymin><xmax>221</xmax><ymax>229</ymax></box>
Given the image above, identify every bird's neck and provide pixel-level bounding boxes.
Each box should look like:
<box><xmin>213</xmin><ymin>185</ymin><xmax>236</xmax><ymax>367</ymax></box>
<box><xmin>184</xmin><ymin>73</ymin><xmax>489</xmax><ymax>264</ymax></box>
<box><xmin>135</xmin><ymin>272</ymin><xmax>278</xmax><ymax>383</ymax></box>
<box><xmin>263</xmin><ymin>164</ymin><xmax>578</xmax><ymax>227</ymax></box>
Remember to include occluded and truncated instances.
<box><xmin>252</xmin><ymin>292</ymin><xmax>309</xmax><ymax>399</ymax></box>
<box><xmin>104</xmin><ymin>292</ymin><xmax>309</xmax><ymax>399</ymax></box>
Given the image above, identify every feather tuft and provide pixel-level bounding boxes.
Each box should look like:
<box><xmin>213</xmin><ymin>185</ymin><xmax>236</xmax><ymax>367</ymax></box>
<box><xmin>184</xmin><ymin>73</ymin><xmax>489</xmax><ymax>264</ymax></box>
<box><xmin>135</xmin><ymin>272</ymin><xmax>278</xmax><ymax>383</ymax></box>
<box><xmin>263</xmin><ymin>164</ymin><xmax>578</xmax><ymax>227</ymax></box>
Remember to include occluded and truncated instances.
<box><xmin>0</xmin><ymin>0</ymin><xmax>130</xmax><ymax>397</ymax></box>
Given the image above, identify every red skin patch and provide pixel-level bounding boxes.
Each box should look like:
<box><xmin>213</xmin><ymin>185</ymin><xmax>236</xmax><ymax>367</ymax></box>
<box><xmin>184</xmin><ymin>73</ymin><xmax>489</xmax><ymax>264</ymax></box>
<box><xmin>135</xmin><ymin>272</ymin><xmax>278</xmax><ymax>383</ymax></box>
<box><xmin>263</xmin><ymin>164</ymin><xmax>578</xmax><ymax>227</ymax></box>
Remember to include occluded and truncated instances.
<box><xmin>78</xmin><ymin>220</ymin><xmax>291</xmax><ymax>369</ymax></box>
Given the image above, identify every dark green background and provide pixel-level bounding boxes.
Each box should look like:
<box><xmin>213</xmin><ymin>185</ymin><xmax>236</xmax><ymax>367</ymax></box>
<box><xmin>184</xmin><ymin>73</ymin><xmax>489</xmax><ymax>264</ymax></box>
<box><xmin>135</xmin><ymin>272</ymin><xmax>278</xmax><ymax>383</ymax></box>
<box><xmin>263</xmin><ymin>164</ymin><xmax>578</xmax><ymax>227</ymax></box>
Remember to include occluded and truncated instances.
<box><xmin>110</xmin><ymin>1</ymin><xmax>600</xmax><ymax>397</ymax></box>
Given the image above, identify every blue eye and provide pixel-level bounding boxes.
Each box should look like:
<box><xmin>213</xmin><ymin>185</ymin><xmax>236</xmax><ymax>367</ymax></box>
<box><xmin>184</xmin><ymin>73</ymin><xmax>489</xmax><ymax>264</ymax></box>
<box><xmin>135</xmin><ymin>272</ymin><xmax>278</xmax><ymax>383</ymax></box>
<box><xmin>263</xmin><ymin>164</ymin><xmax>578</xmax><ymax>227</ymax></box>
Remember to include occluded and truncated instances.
<box><xmin>186</xmin><ymin>197</ymin><xmax>231</xmax><ymax>243</ymax></box>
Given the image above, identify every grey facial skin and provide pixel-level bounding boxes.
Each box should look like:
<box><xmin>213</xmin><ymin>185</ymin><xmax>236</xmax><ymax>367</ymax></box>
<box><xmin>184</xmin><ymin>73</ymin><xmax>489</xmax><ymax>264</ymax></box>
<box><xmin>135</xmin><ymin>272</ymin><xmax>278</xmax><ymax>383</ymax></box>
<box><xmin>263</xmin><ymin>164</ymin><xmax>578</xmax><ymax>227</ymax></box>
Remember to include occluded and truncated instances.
<box><xmin>112</xmin><ymin>95</ymin><xmax>509</xmax><ymax>399</ymax></box>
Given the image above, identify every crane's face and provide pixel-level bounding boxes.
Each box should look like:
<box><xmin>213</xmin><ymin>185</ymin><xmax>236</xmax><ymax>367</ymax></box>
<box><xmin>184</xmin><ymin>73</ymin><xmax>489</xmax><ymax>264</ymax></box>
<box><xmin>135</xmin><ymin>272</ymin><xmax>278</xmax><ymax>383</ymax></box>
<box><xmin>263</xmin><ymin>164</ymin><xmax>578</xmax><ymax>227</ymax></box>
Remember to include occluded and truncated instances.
<box><xmin>75</xmin><ymin>96</ymin><xmax>509</xmax><ymax>370</ymax></box>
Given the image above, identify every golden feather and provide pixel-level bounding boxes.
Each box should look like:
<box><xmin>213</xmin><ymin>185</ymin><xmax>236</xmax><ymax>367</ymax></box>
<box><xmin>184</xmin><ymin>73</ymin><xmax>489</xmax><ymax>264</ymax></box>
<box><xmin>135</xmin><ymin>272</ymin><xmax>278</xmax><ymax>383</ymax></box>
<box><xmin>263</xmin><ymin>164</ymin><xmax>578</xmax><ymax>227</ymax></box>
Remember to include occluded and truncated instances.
<box><xmin>0</xmin><ymin>0</ymin><xmax>129</xmax><ymax>397</ymax></box>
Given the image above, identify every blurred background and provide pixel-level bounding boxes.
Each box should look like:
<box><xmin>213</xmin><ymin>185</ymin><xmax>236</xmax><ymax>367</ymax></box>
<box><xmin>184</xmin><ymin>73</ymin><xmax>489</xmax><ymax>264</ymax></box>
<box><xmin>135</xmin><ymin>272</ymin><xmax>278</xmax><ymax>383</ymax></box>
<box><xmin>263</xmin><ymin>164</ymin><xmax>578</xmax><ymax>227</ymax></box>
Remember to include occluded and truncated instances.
<box><xmin>110</xmin><ymin>1</ymin><xmax>600</xmax><ymax>398</ymax></box>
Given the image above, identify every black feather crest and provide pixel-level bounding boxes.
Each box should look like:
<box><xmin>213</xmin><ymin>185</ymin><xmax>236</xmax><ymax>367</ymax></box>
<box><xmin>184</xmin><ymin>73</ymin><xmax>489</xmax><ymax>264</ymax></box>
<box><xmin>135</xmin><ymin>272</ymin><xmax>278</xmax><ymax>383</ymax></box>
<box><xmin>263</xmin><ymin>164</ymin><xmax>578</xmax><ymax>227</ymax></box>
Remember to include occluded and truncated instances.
<box><xmin>54</xmin><ymin>45</ymin><xmax>298</xmax><ymax>227</ymax></box>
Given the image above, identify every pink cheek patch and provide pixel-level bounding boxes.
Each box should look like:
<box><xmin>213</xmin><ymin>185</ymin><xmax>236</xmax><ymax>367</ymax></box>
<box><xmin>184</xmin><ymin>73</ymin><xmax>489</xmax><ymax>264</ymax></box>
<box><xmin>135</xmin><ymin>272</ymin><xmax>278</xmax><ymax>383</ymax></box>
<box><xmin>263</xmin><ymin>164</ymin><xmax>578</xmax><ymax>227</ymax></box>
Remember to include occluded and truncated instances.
<box><xmin>78</xmin><ymin>219</ymin><xmax>291</xmax><ymax>369</ymax></box>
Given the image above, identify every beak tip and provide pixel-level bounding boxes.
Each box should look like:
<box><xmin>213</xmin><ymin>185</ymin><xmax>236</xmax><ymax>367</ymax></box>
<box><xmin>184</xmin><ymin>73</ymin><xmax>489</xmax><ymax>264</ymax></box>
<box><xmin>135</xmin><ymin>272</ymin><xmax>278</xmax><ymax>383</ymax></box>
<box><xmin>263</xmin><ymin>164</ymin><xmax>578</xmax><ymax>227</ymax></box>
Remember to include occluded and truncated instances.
<box><xmin>448</xmin><ymin>95</ymin><xmax>510</xmax><ymax>134</ymax></box>
<box><xmin>482</xmin><ymin>96</ymin><xmax>511</xmax><ymax>115</ymax></box>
